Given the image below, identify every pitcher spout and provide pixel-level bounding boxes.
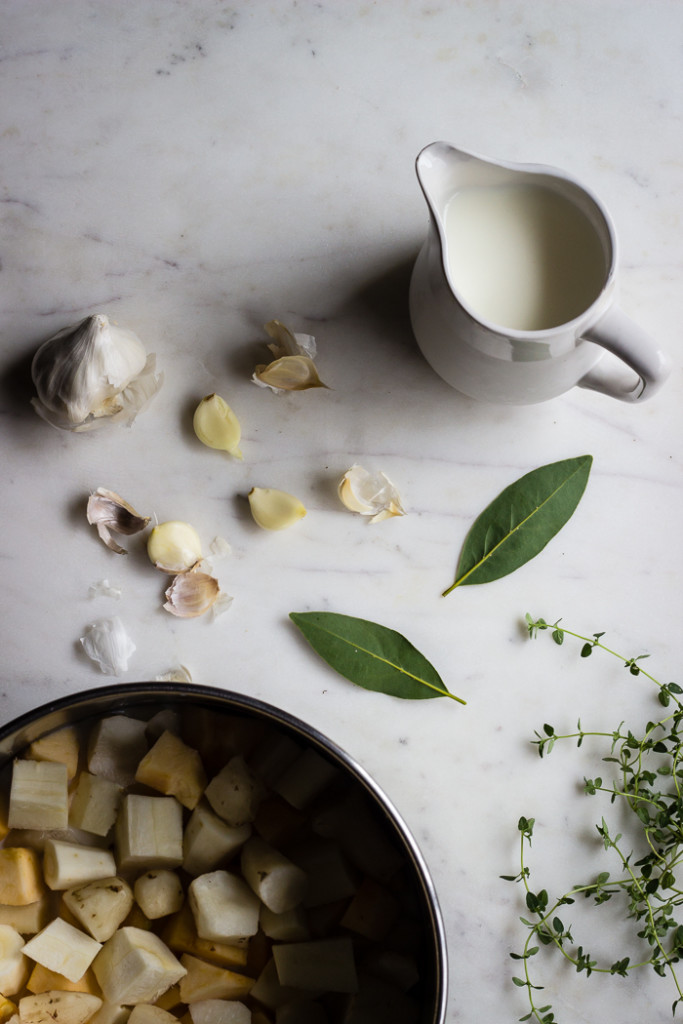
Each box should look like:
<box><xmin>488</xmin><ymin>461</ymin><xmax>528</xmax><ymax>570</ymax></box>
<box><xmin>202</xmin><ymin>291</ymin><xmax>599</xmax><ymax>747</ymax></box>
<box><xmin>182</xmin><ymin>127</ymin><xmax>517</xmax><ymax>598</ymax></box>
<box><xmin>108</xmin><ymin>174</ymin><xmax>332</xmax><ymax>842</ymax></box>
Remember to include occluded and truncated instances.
<box><xmin>415</xmin><ymin>142</ymin><xmax>508</xmax><ymax>222</ymax></box>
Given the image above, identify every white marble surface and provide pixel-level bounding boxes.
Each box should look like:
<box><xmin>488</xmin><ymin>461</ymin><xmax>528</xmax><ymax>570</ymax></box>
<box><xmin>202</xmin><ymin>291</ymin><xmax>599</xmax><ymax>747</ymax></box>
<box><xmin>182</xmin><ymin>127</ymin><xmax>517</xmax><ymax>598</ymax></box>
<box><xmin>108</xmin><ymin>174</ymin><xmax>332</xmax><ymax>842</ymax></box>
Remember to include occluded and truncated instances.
<box><xmin>1</xmin><ymin>1</ymin><xmax>682</xmax><ymax>1020</ymax></box>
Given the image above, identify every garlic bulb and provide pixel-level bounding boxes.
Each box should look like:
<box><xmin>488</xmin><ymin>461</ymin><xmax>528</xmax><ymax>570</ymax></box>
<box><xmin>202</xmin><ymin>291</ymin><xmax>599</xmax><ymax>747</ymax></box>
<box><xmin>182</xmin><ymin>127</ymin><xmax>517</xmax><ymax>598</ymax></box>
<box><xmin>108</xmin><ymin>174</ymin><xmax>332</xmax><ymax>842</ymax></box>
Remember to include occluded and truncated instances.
<box><xmin>338</xmin><ymin>465</ymin><xmax>405</xmax><ymax>523</ymax></box>
<box><xmin>193</xmin><ymin>394</ymin><xmax>243</xmax><ymax>459</ymax></box>
<box><xmin>80</xmin><ymin>617</ymin><xmax>136</xmax><ymax>675</ymax></box>
<box><xmin>31</xmin><ymin>313</ymin><xmax>162</xmax><ymax>431</ymax></box>
<box><xmin>147</xmin><ymin>521</ymin><xmax>203</xmax><ymax>574</ymax></box>
<box><xmin>87</xmin><ymin>487</ymin><xmax>150</xmax><ymax>554</ymax></box>
<box><xmin>252</xmin><ymin>319</ymin><xmax>328</xmax><ymax>393</ymax></box>
<box><xmin>248</xmin><ymin>487</ymin><xmax>307</xmax><ymax>530</ymax></box>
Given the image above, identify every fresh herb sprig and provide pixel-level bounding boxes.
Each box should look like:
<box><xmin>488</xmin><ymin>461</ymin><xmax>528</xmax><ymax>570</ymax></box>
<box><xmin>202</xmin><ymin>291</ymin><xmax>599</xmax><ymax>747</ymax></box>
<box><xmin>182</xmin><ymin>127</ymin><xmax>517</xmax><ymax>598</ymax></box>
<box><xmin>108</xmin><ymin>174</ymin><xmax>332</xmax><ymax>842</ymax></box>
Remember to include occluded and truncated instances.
<box><xmin>506</xmin><ymin>615</ymin><xmax>683</xmax><ymax>1022</ymax></box>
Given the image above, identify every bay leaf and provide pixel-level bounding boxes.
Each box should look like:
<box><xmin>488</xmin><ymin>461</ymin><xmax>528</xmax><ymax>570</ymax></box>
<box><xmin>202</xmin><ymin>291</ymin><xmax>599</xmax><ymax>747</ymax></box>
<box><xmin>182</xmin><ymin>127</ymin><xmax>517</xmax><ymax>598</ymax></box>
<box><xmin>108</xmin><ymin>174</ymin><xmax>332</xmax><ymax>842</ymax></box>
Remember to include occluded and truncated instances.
<box><xmin>444</xmin><ymin>455</ymin><xmax>593</xmax><ymax>594</ymax></box>
<box><xmin>289</xmin><ymin>611</ymin><xmax>465</xmax><ymax>704</ymax></box>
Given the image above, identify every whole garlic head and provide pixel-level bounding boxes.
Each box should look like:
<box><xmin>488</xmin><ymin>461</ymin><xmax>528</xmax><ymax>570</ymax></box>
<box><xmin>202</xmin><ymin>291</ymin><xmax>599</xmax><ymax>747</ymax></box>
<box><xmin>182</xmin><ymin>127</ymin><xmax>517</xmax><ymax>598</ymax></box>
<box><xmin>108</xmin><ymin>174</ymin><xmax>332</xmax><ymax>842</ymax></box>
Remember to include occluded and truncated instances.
<box><xmin>31</xmin><ymin>313</ymin><xmax>162</xmax><ymax>431</ymax></box>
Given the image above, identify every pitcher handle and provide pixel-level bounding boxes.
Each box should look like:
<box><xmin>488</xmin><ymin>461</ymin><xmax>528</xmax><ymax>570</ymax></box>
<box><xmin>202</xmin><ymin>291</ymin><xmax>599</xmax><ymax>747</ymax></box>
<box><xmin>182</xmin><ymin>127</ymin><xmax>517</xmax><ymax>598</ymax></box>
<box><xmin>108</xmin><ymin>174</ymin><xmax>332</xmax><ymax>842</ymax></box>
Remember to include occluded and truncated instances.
<box><xmin>578</xmin><ymin>306</ymin><xmax>670</xmax><ymax>402</ymax></box>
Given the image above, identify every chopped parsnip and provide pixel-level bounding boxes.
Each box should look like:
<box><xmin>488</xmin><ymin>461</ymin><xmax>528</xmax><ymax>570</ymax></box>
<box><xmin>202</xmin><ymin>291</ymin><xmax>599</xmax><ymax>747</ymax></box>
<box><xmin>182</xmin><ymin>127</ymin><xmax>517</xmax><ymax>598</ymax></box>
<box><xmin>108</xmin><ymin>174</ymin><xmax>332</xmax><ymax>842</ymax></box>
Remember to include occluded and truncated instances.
<box><xmin>0</xmin><ymin>849</ymin><xmax>45</xmax><ymax>906</ymax></box>
<box><xmin>8</xmin><ymin>762</ymin><xmax>68</xmax><ymax>831</ymax></box>
<box><xmin>22</xmin><ymin>918</ymin><xmax>102</xmax><ymax>983</ymax></box>
<box><xmin>92</xmin><ymin>927</ymin><xmax>186</xmax><ymax>1005</ymax></box>
<box><xmin>178</xmin><ymin>955</ymin><xmax>253</xmax><ymax>1003</ymax></box>
<box><xmin>69</xmin><ymin>774</ymin><xmax>122</xmax><ymax>838</ymax></box>
<box><xmin>135</xmin><ymin>732</ymin><xmax>206</xmax><ymax>811</ymax></box>
<box><xmin>133</xmin><ymin>871</ymin><xmax>183</xmax><ymax>921</ymax></box>
<box><xmin>18</xmin><ymin>991</ymin><xmax>102</xmax><ymax>1024</ymax></box>
<box><xmin>115</xmin><ymin>796</ymin><xmax>183</xmax><ymax>871</ymax></box>
<box><xmin>188</xmin><ymin>872</ymin><xmax>259</xmax><ymax>945</ymax></box>
<box><xmin>62</xmin><ymin>877</ymin><xmax>133</xmax><ymax>941</ymax></box>
<box><xmin>43</xmin><ymin>840</ymin><xmax>116</xmax><ymax>891</ymax></box>
<box><xmin>28</xmin><ymin>729</ymin><xmax>79</xmax><ymax>782</ymax></box>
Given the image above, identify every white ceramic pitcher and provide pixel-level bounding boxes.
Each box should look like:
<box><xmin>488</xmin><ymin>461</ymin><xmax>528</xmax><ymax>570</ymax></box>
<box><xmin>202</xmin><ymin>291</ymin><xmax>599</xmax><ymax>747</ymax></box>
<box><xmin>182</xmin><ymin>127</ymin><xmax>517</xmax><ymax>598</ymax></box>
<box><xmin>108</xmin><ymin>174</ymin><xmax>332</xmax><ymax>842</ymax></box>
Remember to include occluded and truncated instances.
<box><xmin>409</xmin><ymin>142</ymin><xmax>670</xmax><ymax>404</ymax></box>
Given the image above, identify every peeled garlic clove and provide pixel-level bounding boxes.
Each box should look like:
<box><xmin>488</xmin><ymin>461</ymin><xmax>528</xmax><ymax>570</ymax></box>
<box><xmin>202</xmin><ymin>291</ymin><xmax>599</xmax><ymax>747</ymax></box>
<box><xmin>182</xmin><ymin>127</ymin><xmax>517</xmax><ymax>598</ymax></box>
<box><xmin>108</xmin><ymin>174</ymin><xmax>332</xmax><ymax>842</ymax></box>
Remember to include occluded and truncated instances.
<box><xmin>248</xmin><ymin>487</ymin><xmax>307</xmax><ymax>530</ymax></box>
<box><xmin>147</xmin><ymin>521</ymin><xmax>202</xmax><ymax>573</ymax></box>
<box><xmin>31</xmin><ymin>313</ymin><xmax>162</xmax><ymax>431</ymax></box>
<box><xmin>80</xmin><ymin>616</ymin><xmax>136</xmax><ymax>675</ymax></box>
<box><xmin>87</xmin><ymin>487</ymin><xmax>150</xmax><ymax>554</ymax></box>
<box><xmin>252</xmin><ymin>355</ymin><xmax>327</xmax><ymax>393</ymax></box>
<box><xmin>338</xmin><ymin>465</ymin><xmax>405</xmax><ymax>523</ymax></box>
<box><xmin>193</xmin><ymin>394</ymin><xmax>243</xmax><ymax>459</ymax></box>
<box><xmin>163</xmin><ymin>571</ymin><xmax>221</xmax><ymax>618</ymax></box>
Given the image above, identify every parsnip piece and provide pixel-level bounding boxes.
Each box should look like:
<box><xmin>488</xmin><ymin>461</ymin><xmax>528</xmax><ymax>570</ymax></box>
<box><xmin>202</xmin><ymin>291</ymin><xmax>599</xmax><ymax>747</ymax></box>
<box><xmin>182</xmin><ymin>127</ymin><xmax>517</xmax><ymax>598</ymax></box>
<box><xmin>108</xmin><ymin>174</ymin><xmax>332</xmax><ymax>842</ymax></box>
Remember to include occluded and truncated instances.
<box><xmin>43</xmin><ymin>840</ymin><xmax>116</xmax><ymax>891</ymax></box>
<box><xmin>8</xmin><ymin>761</ymin><xmax>68</xmax><ymax>831</ymax></box>
<box><xmin>63</xmin><ymin>877</ymin><xmax>134</xmax><ymax>941</ymax></box>
<box><xmin>248</xmin><ymin>735</ymin><xmax>301</xmax><ymax>789</ymax></box>
<box><xmin>135</xmin><ymin>732</ymin><xmax>206</xmax><ymax>811</ymax></box>
<box><xmin>0</xmin><ymin>899</ymin><xmax>49</xmax><ymax>935</ymax></box>
<box><xmin>311</xmin><ymin>792</ymin><xmax>404</xmax><ymax>879</ymax></box>
<box><xmin>145</xmin><ymin>711</ymin><xmax>181</xmax><ymax>743</ymax></box>
<box><xmin>248</xmin><ymin>959</ymin><xmax>299</xmax><ymax>1012</ymax></box>
<box><xmin>92</xmin><ymin>927</ymin><xmax>186</xmax><ymax>1005</ymax></box>
<box><xmin>28</xmin><ymin>728</ymin><xmax>80</xmax><ymax>782</ymax></box>
<box><xmin>272</xmin><ymin>750</ymin><xmax>339</xmax><ymax>810</ymax></box>
<box><xmin>178</xmin><ymin>955</ymin><xmax>253</xmax><ymax>1003</ymax></box>
<box><xmin>26</xmin><ymin>964</ymin><xmax>99</xmax><ymax>995</ymax></box>
<box><xmin>22</xmin><ymin>918</ymin><xmax>102</xmax><ymax>983</ymax></box>
<box><xmin>240</xmin><ymin>838</ymin><xmax>307</xmax><ymax>914</ymax></box>
<box><xmin>69</xmin><ymin>774</ymin><xmax>123</xmax><ymax>838</ymax></box>
<box><xmin>204</xmin><ymin>759</ymin><xmax>265</xmax><ymax>828</ymax></box>
<box><xmin>18</xmin><ymin>992</ymin><xmax>102</xmax><ymax>1024</ymax></box>
<box><xmin>188</xmin><ymin>871</ymin><xmax>259</xmax><ymax>944</ymax></box>
<box><xmin>360</xmin><ymin>948</ymin><xmax>420</xmax><ymax>992</ymax></box>
<box><xmin>252</xmin><ymin>797</ymin><xmax>305</xmax><ymax>848</ymax></box>
<box><xmin>339</xmin><ymin>877</ymin><xmax>400</xmax><ymax>941</ymax></box>
<box><xmin>87</xmin><ymin>1006</ymin><xmax>129</xmax><ymax>1024</ymax></box>
<box><xmin>160</xmin><ymin>905</ymin><xmax>248</xmax><ymax>971</ymax></box>
<box><xmin>287</xmin><ymin>838</ymin><xmax>357</xmax><ymax>907</ymax></box>
<box><xmin>182</xmin><ymin>805</ymin><xmax>251</xmax><ymax>877</ymax></box>
<box><xmin>0</xmin><ymin>996</ymin><xmax>16</xmax><ymax>1024</ymax></box>
<box><xmin>0</xmin><ymin>923</ymin><xmax>27</xmax><ymax>996</ymax></box>
<box><xmin>87</xmin><ymin>717</ymin><xmax>148</xmax><ymax>788</ymax></box>
<box><xmin>0</xmin><ymin>849</ymin><xmax>45</xmax><ymax>906</ymax></box>
<box><xmin>133</xmin><ymin>871</ymin><xmax>183</xmax><ymax>921</ymax></box>
<box><xmin>273</xmin><ymin>937</ymin><xmax>357</xmax><ymax>993</ymax></box>
<box><xmin>189</xmin><ymin>1000</ymin><xmax>251</xmax><ymax>1024</ymax></box>
<box><xmin>115</xmin><ymin>796</ymin><xmax>183</xmax><ymax>871</ymax></box>
<box><xmin>259</xmin><ymin>904</ymin><xmax>309</xmax><ymax>943</ymax></box>
<box><xmin>127</xmin><ymin>1007</ymin><xmax>177</xmax><ymax>1024</ymax></box>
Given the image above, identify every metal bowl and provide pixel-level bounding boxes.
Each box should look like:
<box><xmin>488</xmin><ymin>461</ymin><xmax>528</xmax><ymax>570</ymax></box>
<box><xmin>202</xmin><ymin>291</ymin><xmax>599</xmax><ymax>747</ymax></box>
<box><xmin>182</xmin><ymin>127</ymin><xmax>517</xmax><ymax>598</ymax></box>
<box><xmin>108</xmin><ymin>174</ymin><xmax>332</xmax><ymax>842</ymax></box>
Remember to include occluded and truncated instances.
<box><xmin>0</xmin><ymin>682</ymin><xmax>447</xmax><ymax>1023</ymax></box>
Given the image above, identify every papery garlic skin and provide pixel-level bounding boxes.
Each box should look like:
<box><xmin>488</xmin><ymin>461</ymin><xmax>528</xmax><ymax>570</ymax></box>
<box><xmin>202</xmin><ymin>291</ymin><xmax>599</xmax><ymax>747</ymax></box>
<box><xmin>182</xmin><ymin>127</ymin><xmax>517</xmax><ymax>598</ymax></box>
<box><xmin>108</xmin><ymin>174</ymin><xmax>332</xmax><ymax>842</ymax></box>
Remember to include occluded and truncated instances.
<box><xmin>31</xmin><ymin>313</ymin><xmax>162</xmax><ymax>431</ymax></box>
<box><xmin>193</xmin><ymin>394</ymin><xmax>243</xmax><ymax>459</ymax></box>
<box><xmin>80</xmin><ymin>617</ymin><xmax>136</xmax><ymax>675</ymax></box>
<box><xmin>147</xmin><ymin>521</ymin><xmax>202</xmax><ymax>574</ymax></box>
<box><xmin>252</xmin><ymin>320</ymin><xmax>327</xmax><ymax>393</ymax></box>
<box><xmin>248</xmin><ymin>487</ymin><xmax>307</xmax><ymax>531</ymax></box>
<box><xmin>87</xmin><ymin>487</ymin><xmax>150</xmax><ymax>554</ymax></box>
<box><xmin>338</xmin><ymin>465</ymin><xmax>405</xmax><ymax>523</ymax></box>
<box><xmin>163</xmin><ymin>571</ymin><xmax>222</xmax><ymax>618</ymax></box>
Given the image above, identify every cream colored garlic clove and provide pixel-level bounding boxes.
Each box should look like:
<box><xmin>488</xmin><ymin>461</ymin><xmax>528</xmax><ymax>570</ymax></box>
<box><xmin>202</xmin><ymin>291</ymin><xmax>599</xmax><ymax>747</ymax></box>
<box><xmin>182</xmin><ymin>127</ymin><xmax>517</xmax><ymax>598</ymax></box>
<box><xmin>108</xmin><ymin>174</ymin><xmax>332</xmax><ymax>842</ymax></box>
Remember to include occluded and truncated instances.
<box><xmin>147</xmin><ymin>521</ymin><xmax>202</xmax><ymax>574</ymax></box>
<box><xmin>31</xmin><ymin>313</ymin><xmax>162</xmax><ymax>431</ymax></box>
<box><xmin>193</xmin><ymin>394</ymin><xmax>243</xmax><ymax>459</ymax></box>
<box><xmin>248</xmin><ymin>487</ymin><xmax>307</xmax><ymax>530</ymax></box>
<box><xmin>80</xmin><ymin>617</ymin><xmax>136</xmax><ymax>675</ymax></box>
<box><xmin>338</xmin><ymin>465</ymin><xmax>405</xmax><ymax>523</ymax></box>
<box><xmin>86</xmin><ymin>487</ymin><xmax>150</xmax><ymax>554</ymax></box>
<box><xmin>163</xmin><ymin>570</ymin><xmax>222</xmax><ymax>618</ymax></box>
<box><xmin>252</xmin><ymin>320</ymin><xmax>327</xmax><ymax>393</ymax></box>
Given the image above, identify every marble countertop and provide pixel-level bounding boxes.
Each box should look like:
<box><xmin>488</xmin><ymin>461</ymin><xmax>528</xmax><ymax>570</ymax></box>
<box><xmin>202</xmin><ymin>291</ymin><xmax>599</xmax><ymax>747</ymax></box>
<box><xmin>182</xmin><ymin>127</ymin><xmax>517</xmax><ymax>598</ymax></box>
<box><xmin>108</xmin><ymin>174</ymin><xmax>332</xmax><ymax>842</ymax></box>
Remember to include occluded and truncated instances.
<box><xmin>1</xmin><ymin>2</ymin><xmax>682</xmax><ymax>1020</ymax></box>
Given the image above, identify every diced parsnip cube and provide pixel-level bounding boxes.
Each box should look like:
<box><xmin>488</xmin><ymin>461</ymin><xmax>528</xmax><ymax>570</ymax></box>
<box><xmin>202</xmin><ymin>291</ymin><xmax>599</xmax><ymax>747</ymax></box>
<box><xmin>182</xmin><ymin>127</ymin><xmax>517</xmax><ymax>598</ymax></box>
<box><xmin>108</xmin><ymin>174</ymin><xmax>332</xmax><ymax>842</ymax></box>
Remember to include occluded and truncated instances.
<box><xmin>116</xmin><ymin>796</ymin><xmax>183</xmax><ymax>872</ymax></box>
<box><xmin>145</xmin><ymin>710</ymin><xmax>182</xmax><ymax>742</ymax></box>
<box><xmin>0</xmin><ymin>899</ymin><xmax>49</xmax><ymax>935</ymax></box>
<box><xmin>287</xmin><ymin>838</ymin><xmax>357</xmax><ymax>908</ymax></box>
<box><xmin>311</xmin><ymin>792</ymin><xmax>404</xmax><ymax>880</ymax></box>
<box><xmin>92</xmin><ymin>927</ymin><xmax>186</xmax><ymax>1005</ymax></box>
<box><xmin>87</xmin><ymin>717</ymin><xmax>148</xmax><ymax>789</ymax></box>
<box><xmin>249</xmin><ymin>959</ymin><xmax>299</xmax><ymax>1012</ymax></box>
<box><xmin>69</xmin><ymin>774</ymin><xmax>123</xmax><ymax>838</ymax></box>
<box><xmin>28</xmin><ymin>728</ymin><xmax>80</xmax><ymax>782</ymax></box>
<box><xmin>26</xmin><ymin>964</ymin><xmax>99</xmax><ymax>995</ymax></box>
<box><xmin>182</xmin><ymin>714</ymin><xmax>262</xmax><ymax>776</ymax></box>
<box><xmin>0</xmin><ymin>849</ymin><xmax>45</xmax><ymax>905</ymax></box>
<box><xmin>178</xmin><ymin>955</ymin><xmax>254</xmax><ymax>1003</ymax></box>
<box><xmin>18</xmin><ymin>992</ymin><xmax>102</xmax><ymax>1024</ymax></box>
<box><xmin>189</xmin><ymin>999</ymin><xmax>251</xmax><ymax>1024</ymax></box>
<box><xmin>127</xmin><ymin>1006</ymin><xmax>177</xmax><ymax>1024</ymax></box>
<box><xmin>0</xmin><ymin>996</ymin><xmax>17</xmax><ymax>1024</ymax></box>
<box><xmin>160</xmin><ymin>905</ymin><xmax>249</xmax><ymax>971</ymax></box>
<box><xmin>188</xmin><ymin>872</ymin><xmax>259</xmax><ymax>945</ymax></box>
<box><xmin>63</xmin><ymin>877</ymin><xmax>134</xmax><ymax>942</ymax></box>
<box><xmin>259</xmin><ymin>904</ymin><xmax>309</xmax><ymax>943</ymax></box>
<box><xmin>305</xmin><ymin>899</ymin><xmax>348</xmax><ymax>939</ymax></box>
<box><xmin>8</xmin><ymin>761</ymin><xmax>68</xmax><ymax>831</ymax></box>
<box><xmin>248</xmin><ymin>735</ymin><xmax>301</xmax><ymax>789</ymax></box>
<box><xmin>273</xmin><ymin>938</ymin><xmax>357</xmax><ymax>993</ymax></box>
<box><xmin>43</xmin><ymin>841</ymin><xmax>116</xmax><ymax>891</ymax></box>
<box><xmin>133</xmin><ymin>871</ymin><xmax>183</xmax><ymax>921</ymax></box>
<box><xmin>22</xmin><ymin>918</ymin><xmax>102</xmax><ymax>983</ymax></box>
<box><xmin>240</xmin><ymin>839</ymin><xmax>307</xmax><ymax>914</ymax></box>
<box><xmin>339</xmin><ymin>972</ymin><xmax>419</xmax><ymax>1024</ymax></box>
<box><xmin>204</xmin><ymin>759</ymin><xmax>265</xmax><ymax>828</ymax></box>
<box><xmin>182</xmin><ymin>804</ymin><xmax>251</xmax><ymax>877</ymax></box>
<box><xmin>275</xmin><ymin>999</ymin><xmax>327</xmax><ymax>1024</ymax></box>
<box><xmin>253</xmin><ymin>797</ymin><xmax>305</xmax><ymax>847</ymax></box>
<box><xmin>135</xmin><ymin>732</ymin><xmax>206</xmax><ymax>811</ymax></box>
<box><xmin>0</xmin><ymin>923</ymin><xmax>27</xmax><ymax>995</ymax></box>
<box><xmin>87</xmin><ymin>1005</ymin><xmax>130</xmax><ymax>1024</ymax></box>
<box><xmin>272</xmin><ymin>750</ymin><xmax>339</xmax><ymax>810</ymax></box>
<box><xmin>360</xmin><ymin>948</ymin><xmax>420</xmax><ymax>992</ymax></box>
<box><xmin>339</xmin><ymin>877</ymin><xmax>400</xmax><ymax>941</ymax></box>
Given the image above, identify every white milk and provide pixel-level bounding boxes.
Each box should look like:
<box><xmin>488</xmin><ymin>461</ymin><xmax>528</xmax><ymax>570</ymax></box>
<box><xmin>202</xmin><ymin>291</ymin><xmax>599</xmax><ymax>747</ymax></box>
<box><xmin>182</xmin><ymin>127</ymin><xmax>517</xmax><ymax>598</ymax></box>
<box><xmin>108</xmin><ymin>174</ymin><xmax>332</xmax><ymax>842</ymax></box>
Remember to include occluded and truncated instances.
<box><xmin>444</xmin><ymin>182</ymin><xmax>607</xmax><ymax>332</ymax></box>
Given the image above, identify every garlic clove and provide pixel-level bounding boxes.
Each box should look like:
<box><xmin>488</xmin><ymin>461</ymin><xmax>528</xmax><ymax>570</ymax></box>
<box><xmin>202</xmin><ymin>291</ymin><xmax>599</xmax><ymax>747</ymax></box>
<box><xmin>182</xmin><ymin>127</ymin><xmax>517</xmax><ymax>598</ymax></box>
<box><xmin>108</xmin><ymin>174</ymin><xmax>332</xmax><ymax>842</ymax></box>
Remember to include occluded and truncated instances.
<box><xmin>80</xmin><ymin>617</ymin><xmax>136</xmax><ymax>675</ymax></box>
<box><xmin>147</xmin><ymin>521</ymin><xmax>203</xmax><ymax>574</ymax></box>
<box><xmin>193</xmin><ymin>394</ymin><xmax>243</xmax><ymax>459</ymax></box>
<box><xmin>163</xmin><ymin>571</ymin><xmax>222</xmax><ymax>618</ymax></box>
<box><xmin>264</xmin><ymin>319</ymin><xmax>317</xmax><ymax>359</ymax></box>
<box><xmin>252</xmin><ymin>355</ymin><xmax>327</xmax><ymax>393</ymax></box>
<box><xmin>31</xmin><ymin>313</ymin><xmax>162</xmax><ymax>431</ymax></box>
<box><xmin>248</xmin><ymin>487</ymin><xmax>307</xmax><ymax>530</ymax></box>
<box><xmin>86</xmin><ymin>487</ymin><xmax>150</xmax><ymax>554</ymax></box>
<box><xmin>338</xmin><ymin>465</ymin><xmax>406</xmax><ymax>523</ymax></box>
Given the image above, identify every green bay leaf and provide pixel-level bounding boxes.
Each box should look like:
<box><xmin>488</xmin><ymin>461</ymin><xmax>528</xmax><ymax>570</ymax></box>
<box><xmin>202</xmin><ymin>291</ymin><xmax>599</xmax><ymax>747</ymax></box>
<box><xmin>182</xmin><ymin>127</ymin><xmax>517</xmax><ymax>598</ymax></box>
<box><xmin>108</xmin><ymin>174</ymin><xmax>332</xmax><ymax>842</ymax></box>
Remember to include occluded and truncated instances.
<box><xmin>444</xmin><ymin>455</ymin><xmax>593</xmax><ymax>594</ymax></box>
<box><xmin>289</xmin><ymin>611</ymin><xmax>465</xmax><ymax>704</ymax></box>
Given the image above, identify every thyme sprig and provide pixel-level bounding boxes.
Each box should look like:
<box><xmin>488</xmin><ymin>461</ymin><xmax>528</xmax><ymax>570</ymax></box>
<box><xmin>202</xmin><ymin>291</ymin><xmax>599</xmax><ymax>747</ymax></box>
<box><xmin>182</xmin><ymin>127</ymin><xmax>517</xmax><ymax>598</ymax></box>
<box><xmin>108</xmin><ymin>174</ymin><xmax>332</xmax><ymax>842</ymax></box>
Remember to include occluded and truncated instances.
<box><xmin>505</xmin><ymin>615</ymin><xmax>683</xmax><ymax>1022</ymax></box>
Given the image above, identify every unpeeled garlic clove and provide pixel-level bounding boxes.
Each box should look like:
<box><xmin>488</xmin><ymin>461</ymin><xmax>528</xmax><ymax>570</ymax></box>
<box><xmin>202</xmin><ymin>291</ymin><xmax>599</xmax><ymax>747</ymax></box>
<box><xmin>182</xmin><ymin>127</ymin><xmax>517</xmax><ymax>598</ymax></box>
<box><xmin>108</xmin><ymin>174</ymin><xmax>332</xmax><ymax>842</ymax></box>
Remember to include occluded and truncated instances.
<box><xmin>193</xmin><ymin>394</ymin><xmax>243</xmax><ymax>459</ymax></box>
<box><xmin>86</xmin><ymin>487</ymin><xmax>150</xmax><ymax>554</ymax></box>
<box><xmin>147</xmin><ymin>521</ymin><xmax>203</xmax><ymax>573</ymax></box>
<box><xmin>252</xmin><ymin>320</ymin><xmax>327</xmax><ymax>393</ymax></box>
<box><xmin>248</xmin><ymin>487</ymin><xmax>307</xmax><ymax>530</ymax></box>
<box><xmin>163</xmin><ymin>570</ymin><xmax>222</xmax><ymax>618</ymax></box>
<box><xmin>338</xmin><ymin>465</ymin><xmax>405</xmax><ymax>523</ymax></box>
<box><xmin>80</xmin><ymin>616</ymin><xmax>136</xmax><ymax>675</ymax></box>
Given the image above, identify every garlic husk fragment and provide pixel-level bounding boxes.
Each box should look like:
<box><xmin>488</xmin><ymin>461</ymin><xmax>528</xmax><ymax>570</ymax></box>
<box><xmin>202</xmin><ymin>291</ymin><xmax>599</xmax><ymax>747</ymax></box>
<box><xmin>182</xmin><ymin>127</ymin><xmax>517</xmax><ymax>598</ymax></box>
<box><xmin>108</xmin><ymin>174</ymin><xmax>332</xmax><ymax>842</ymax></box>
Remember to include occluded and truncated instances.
<box><xmin>156</xmin><ymin>666</ymin><xmax>193</xmax><ymax>683</ymax></box>
<box><xmin>338</xmin><ymin>465</ymin><xmax>405</xmax><ymax>523</ymax></box>
<box><xmin>147</xmin><ymin>521</ymin><xmax>202</xmax><ymax>574</ymax></box>
<box><xmin>248</xmin><ymin>487</ymin><xmax>307</xmax><ymax>530</ymax></box>
<box><xmin>163</xmin><ymin>570</ymin><xmax>222</xmax><ymax>618</ymax></box>
<box><xmin>252</xmin><ymin>319</ymin><xmax>327</xmax><ymax>393</ymax></box>
<box><xmin>31</xmin><ymin>313</ymin><xmax>162</xmax><ymax>431</ymax></box>
<box><xmin>193</xmin><ymin>394</ymin><xmax>243</xmax><ymax>459</ymax></box>
<box><xmin>80</xmin><ymin>617</ymin><xmax>136</xmax><ymax>675</ymax></box>
<box><xmin>87</xmin><ymin>487</ymin><xmax>150</xmax><ymax>554</ymax></box>
<box><xmin>88</xmin><ymin>579</ymin><xmax>122</xmax><ymax>600</ymax></box>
